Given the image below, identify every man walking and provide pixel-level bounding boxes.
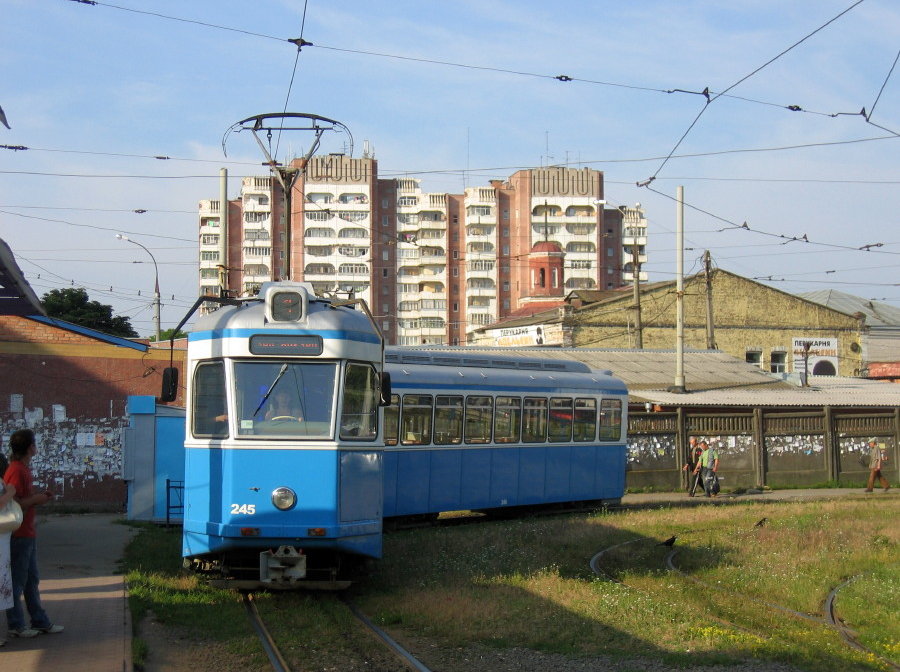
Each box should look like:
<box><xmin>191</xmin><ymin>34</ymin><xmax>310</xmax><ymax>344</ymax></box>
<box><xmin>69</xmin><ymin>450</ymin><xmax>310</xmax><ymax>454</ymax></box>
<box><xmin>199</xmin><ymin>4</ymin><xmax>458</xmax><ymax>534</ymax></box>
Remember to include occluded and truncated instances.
<box><xmin>864</xmin><ymin>438</ymin><xmax>891</xmax><ymax>493</ymax></box>
<box><xmin>692</xmin><ymin>440</ymin><xmax>720</xmax><ymax>498</ymax></box>
<box><xmin>3</xmin><ymin>428</ymin><xmax>64</xmax><ymax>637</ymax></box>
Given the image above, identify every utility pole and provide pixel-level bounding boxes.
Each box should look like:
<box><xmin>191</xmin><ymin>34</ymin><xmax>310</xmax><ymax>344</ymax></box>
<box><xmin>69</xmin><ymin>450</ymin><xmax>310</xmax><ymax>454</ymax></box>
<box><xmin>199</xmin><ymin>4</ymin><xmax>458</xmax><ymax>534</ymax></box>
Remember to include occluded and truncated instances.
<box><xmin>703</xmin><ymin>250</ymin><xmax>716</xmax><ymax>349</ymax></box>
<box><xmin>669</xmin><ymin>185</ymin><xmax>686</xmax><ymax>393</ymax></box>
<box><xmin>632</xmin><ymin>245</ymin><xmax>643</xmax><ymax>348</ymax></box>
<box><xmin>218</xmin><ymin>168</ymin><xmax>228</xmax><ymax>296</ymax></box>
<box><xmin>116</xmin><ymin>234</ymin><xmax>160</xmax><ymax>343</ymax></box>
<box><xmin>801</xmin><ymin>340</ymin><xmax>812</xmax><ymax>386</ymax></box>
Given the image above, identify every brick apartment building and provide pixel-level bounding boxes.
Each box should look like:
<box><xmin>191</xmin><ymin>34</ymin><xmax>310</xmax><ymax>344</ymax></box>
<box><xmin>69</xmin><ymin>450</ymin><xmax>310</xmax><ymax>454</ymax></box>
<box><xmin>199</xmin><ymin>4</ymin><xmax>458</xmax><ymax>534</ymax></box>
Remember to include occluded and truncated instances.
<box><xmin>198</xmin><ymin>158</ymin><xmax>648</xmax><ymax>345</ymax></box>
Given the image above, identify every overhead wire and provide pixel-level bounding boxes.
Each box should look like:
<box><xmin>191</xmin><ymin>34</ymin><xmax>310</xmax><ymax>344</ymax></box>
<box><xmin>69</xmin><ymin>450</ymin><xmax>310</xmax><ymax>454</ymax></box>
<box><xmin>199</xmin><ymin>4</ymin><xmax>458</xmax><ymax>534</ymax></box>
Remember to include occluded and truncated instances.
<box><xmin>640</xmin><ymin>0</ymin><xmax>868</xmax><ymax>185</ymax></box>
<box><xmin>66</xmin><ymin>0</ymin><xmax>881</xmax><ymax>122</ymax></box>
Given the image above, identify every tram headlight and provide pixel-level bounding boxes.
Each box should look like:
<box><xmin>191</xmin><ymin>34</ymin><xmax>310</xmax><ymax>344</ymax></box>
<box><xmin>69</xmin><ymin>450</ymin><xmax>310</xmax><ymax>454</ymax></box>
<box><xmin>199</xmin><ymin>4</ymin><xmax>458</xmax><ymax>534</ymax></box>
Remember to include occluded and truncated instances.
<box><xmin>271</xmin><ymin>487</ymin><xmax>297</xmax><ymax>511</ymax></box>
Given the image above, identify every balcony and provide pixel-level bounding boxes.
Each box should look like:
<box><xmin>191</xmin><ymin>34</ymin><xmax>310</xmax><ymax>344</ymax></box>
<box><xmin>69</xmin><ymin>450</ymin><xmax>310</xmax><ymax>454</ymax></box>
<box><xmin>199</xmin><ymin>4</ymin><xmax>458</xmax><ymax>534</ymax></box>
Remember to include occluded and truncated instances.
<box><xmin>338</xmin><ymin>193</ymin><xmax>369</xmax><ymax>207</ymax></box>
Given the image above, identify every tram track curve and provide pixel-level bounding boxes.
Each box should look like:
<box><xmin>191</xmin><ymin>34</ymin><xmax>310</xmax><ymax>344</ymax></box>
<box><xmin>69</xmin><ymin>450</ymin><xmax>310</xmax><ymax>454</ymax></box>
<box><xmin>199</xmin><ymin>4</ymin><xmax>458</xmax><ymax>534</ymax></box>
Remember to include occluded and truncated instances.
<box><xmin>589</xmin><ymin>534</ymin><xmax>899</xmax><ymax>670</ymax></box>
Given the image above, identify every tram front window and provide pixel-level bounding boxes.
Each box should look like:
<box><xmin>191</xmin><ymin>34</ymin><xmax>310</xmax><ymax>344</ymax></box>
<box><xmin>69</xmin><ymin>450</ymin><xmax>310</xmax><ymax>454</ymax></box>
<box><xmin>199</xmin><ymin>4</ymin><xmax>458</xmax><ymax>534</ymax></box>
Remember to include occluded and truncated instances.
<box><xmin>233</xmin><ymin>361</ymin><xmax>337</xmax><ymax>437</ymax></box>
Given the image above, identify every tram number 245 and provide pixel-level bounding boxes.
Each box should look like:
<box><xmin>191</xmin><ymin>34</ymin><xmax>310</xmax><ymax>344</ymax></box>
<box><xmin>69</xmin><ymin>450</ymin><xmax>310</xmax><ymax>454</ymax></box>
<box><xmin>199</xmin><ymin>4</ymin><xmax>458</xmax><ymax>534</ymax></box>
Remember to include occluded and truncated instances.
<box><xmin>230</xmin><ymin>503</ymin><xmax>256</xmax><ymax>515</ymax></box>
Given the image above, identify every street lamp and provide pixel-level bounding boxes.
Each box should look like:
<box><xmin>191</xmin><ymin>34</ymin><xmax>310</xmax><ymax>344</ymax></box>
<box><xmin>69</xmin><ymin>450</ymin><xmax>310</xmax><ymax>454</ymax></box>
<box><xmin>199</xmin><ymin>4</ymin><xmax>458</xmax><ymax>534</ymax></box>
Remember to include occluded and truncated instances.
<box><xmin>116</xmin><ymin>233</ymin><xmax>160</xmax><ymax>343</ymax></box>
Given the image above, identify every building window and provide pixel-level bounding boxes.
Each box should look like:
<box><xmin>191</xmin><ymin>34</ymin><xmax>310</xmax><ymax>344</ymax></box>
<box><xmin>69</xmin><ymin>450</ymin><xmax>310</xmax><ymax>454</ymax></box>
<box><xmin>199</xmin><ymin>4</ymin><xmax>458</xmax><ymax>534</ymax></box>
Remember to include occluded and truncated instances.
<box><xmin>201</xmin><ymin>234</ymin><xmax>220</xmax><ymax>245</ymax></box>
<box><xmin>382</xmin><ymin>268</ymin><xmax>388</xmax><ymax>278</ymax></box>
<box><xmin>200</xmin><ymin>251</ymin><xmax>219</xmax><ymax>261</ymax></box>
<box><xmin>453</xmin><ymin>302</ymin><xmax>458</xmax><ymax>312</ymax></box>
<box><xmin>746</xmin><ymin>350</ymin><xmax>762</xmax><ymax>368</ymax></box>
<box><xmin>770</xmin><ymin>351</ymin><xmax>787</xmax><ymax>373</ymax></box>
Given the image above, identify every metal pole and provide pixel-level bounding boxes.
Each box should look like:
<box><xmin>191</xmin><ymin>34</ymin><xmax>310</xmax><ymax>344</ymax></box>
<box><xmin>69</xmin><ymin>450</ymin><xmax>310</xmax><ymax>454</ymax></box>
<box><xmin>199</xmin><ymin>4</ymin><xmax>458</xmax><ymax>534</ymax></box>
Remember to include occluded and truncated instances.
<box><xmin>632</xmin><ymin>246</ymin><xmax>643</xmax><ymax>348</ymax></box>
<box><xmin>116</xmin><ymin>234</ymin><xmax>160</xmax><ymax>342</ymax></box>
<box><xmin>219</xmin><ymin>168</ymin><xmax>228</xmax><ymax>296</ymax></box>
<box><xmin>671</xmin><ymin>186</ymin><xmax>686</xmax><ymax>392</ymax></box>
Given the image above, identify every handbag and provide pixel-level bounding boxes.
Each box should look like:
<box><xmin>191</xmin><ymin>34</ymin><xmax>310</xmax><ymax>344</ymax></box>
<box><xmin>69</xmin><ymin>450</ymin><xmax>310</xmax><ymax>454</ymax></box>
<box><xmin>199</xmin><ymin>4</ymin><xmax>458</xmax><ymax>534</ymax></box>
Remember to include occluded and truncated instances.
<box><xmin>0</xmin><ymin>498</ymin><xmax>23</xmax><ymax>534</ymax></box>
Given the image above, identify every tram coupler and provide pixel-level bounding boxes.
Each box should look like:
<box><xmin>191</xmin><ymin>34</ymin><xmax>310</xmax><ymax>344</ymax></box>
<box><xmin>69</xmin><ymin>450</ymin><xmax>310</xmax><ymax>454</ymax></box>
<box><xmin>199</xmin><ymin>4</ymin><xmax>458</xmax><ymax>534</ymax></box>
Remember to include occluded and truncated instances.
<box><xmin>260</xmin><ymin>546</ymin><xmax>307</xmax><ymax>584</ymax></box>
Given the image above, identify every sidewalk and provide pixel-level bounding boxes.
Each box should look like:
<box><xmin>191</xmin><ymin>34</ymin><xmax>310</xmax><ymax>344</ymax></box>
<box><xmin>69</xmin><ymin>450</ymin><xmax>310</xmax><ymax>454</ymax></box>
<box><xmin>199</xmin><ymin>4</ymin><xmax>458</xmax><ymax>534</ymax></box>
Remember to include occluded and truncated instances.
<box><xmin>621</xmin><ymin>486</ymin><xmax>892</xmax><ymax>507</ymax></box>
<box><xmin>2</xmin><ymin>513</ymin><xmax>135</xmax><ymax>672</ymax></box>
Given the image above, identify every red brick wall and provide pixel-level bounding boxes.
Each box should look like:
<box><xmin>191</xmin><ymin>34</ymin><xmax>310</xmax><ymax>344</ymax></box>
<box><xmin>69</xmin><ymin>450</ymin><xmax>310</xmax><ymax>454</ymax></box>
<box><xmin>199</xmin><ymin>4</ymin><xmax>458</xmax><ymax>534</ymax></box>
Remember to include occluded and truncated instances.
<box><xmin>0</xmin><ymin>316</ymin><xmax>185</xmax><ymax>506</ymax></box>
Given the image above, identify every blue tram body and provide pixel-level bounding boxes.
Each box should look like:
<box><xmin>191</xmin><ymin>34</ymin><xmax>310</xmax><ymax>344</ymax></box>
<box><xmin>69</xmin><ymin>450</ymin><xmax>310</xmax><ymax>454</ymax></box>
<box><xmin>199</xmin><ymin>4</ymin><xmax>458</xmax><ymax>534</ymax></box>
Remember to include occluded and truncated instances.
<box><xmin>176</xmin><ymin>281</ymin><xmax>628</xmax><ymax>588</ymax></box>
<box><xmin>381</xmin><ymin>350</ymin><xmax>629</xmax><ymax>518</ymax></box>
<box><xmin>181</xmin><ymin>282</ymin><xmax>385</xmax><ymax>587</ymax></box>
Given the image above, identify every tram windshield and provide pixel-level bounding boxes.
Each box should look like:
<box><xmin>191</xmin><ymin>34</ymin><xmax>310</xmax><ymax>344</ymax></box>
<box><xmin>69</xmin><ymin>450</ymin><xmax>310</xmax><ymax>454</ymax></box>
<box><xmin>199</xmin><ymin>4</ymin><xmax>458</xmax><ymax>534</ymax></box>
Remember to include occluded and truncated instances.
<box><xmin>233</xmin><ymin>361</ymin><xmax>337</xmax><ymax>438</ymax></box>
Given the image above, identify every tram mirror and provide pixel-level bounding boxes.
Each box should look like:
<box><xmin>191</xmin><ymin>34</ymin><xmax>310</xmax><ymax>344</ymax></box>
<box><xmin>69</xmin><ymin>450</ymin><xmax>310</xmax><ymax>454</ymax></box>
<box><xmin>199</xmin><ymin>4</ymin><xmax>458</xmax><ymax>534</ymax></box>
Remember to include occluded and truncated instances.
<box><xmin>379</xmin><ymin>371</ymin><xmax>392</xmax><ymax>406</ymax></box>
<box><xmin>160</xmin><ymin>367</ymin><xmax>179</xmax><ymax>403</ymax></box>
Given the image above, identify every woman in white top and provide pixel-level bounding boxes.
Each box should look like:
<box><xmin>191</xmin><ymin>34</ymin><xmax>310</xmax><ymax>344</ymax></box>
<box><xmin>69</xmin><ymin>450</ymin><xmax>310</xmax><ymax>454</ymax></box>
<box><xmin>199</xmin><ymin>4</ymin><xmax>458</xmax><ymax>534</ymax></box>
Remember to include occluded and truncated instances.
<box><xmin>0</xmin><ymin>477</ymin><xmax>18</xmax><ymax>647</ymax></box>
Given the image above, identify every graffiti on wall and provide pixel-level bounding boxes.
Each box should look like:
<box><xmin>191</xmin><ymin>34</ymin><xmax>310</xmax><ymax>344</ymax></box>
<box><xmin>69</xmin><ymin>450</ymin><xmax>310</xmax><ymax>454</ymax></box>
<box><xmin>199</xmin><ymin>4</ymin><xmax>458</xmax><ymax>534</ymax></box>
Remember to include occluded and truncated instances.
<box><xmin>838</xmin><ymin>435</ymin><xmax>893</xmax><ymax>474</ymax></box>
<box><xmin>765</xmin><ymin>434</ymin><xmax>825</xmax><ymax>472</ymax></box>
<box><xmin>2</xmin><ymin>400</ymin><xmax>126</xmax><ymax>504</ymax></box>
<box><xmin>628</xmin><ymin>435</ymin><xmax>676</xmax><ymax>469</ymax></box>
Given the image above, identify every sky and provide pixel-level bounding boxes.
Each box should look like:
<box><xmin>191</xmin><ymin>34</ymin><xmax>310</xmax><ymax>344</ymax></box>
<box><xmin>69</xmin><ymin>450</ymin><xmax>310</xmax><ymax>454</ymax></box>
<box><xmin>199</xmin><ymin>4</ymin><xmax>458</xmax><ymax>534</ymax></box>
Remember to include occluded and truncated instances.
<box><xmin>2</xmin><ymin>0</ymin><xmax>899</xmax><ymax>337</ymax></box>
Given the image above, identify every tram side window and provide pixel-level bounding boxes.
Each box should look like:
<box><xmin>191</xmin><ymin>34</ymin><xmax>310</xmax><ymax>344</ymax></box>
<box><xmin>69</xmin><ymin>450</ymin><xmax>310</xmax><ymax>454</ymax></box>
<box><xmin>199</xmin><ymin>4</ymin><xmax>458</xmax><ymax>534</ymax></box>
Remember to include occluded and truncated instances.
<box><xmin>434</xmin><ymin>395</ymin><xmax>463</xmax><ymax>444</ymax></box>
<box><xmin>465</xmin><ymin>396</ymin><xmax>493</xmax><ymax>444</ymax></box>
<box><xmin>192</xmin><ymin>361</ymin><xmax>227</xmax><ymax>438</ymax></box>
<box><xmin>384</xmin><ymin>394</ymin><xmax>400</xmax><ymax>446</ymax></box>
<box><xmin>401</xmin><ymin>394</ymin><xmax>433</xmax><ymax>445</ymax></box>
<box><xmin>522</xmin><ymin>397</ymin><xmax>547</xmax><ymax>443</ymax></box>
<box><xmin>598</xmin><ymin>398</ymin><xmax>623</xmax><ymax>441</ymax></box>
<box><xmin>573</xmin><ymin>398</ymin><xmax>597</xmax><ymax>442</ymax></box>
<box><xmin>548</xmin><ymin>398</ymin><xmax>574</xmax><ymax>442</ymax></box>
<box><xmin>340</xmin><ymin>363</ymin><xmax>378</xmax><ymax>440</ymax></box>
<box><xmin>494</xmin><ymin>396</ymin><xmax>521</xmax><ymax>443</ymax></box>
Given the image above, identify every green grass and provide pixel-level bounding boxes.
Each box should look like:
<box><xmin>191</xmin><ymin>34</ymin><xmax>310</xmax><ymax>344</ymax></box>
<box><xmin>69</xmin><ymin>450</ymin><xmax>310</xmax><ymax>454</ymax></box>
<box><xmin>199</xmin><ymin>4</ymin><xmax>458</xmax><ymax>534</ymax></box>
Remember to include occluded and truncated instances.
<box><xmin>356</xmin><ymin>498</ymin><xmax>899</xmax><ymax>671</ymax></box>
<box><xmin>122</xmin><ymin>499</ymin><xmax>900</xmax><ymax>671</ymax></box>
<box><xmin>121</xmin><ymin>523</ymin><xmax>263</xmax><ymax>670</ymax></box>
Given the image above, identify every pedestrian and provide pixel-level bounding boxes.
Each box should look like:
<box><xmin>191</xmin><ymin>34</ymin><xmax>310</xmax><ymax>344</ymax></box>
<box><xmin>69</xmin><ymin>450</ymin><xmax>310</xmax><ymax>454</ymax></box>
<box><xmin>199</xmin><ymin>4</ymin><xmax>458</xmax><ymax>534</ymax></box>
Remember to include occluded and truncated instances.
<box><xmin>692</xmin><ymin>440</ymin><xmax>720</xmax><ymax>498</ymax></box>
<box><xmin>864</xmin><ymin>438</ymin><xmax>890</xmax><ymax>493</ymax></box>
<box><xmin>683</xmin><ymin>437</ymin><xmax>704</xmax><ymax>497</ymax></box>
<box><xmin>3</xmin><ymin>429</ymin><xmax>64</xmax><ymax>638</ymax></box>
<box><xmin>0</xmin><ymin>475</ymin><xmax>16</xmax><ymax>647</ymax></box>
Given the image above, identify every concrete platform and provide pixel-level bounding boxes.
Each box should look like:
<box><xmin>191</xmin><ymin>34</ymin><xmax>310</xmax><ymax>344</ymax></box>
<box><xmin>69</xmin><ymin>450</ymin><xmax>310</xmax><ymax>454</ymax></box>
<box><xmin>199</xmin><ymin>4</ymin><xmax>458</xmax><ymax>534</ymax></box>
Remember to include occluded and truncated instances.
<box><xmin>2</xmin><ymin>514</ymin><xmax>136</xmax><ymax>672</ymax></box>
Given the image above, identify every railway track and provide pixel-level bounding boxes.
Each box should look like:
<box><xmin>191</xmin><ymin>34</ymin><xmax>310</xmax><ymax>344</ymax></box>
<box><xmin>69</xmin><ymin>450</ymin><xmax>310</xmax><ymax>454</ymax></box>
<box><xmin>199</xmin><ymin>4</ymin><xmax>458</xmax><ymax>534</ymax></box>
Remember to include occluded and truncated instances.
<box><xmin>241</xmin><ymin>591</ymin><xmax>433</xmax><ymax>672</ymax></box>
<box><xmin>590</xmin><ymin>535</ymin><xmax>900</xmax><ymax>671</ymax></box>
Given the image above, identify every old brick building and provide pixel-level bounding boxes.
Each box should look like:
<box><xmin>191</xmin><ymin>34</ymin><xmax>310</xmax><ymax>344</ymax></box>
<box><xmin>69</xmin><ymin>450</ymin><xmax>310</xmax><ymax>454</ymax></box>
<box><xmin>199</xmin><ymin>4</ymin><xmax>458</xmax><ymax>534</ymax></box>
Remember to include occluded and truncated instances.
<box><xmin>570</xmin><ymin>268</ymin><xmax>867</xmax><ymax>377</ymax></box>
<box><xmin>0</xmin><ymin>315</ymin><xmax>185</xmax><ymax>507</ymax></box>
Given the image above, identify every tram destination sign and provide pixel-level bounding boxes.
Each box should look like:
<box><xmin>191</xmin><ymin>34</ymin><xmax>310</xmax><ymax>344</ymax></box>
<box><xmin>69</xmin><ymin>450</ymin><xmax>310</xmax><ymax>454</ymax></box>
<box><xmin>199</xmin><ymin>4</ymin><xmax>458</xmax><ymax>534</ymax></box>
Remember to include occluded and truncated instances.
<box><xmin>249</xmin><ymin>334</ymin><xmax>324</xmax><ymax>356</ymax></box>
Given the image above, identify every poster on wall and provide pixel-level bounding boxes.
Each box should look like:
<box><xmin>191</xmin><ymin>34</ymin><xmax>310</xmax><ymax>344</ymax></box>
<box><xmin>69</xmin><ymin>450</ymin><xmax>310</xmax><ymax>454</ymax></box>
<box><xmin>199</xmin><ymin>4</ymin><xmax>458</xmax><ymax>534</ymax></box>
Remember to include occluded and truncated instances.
<box><xmin>792</xmin><ymin>337</ymin><xmax>838</xmax><ymax>376</ymax></box>
<box><xmin>496</xmin><ymin>325</ymin><xmax>547</xmax><ymax>347</ymax></box>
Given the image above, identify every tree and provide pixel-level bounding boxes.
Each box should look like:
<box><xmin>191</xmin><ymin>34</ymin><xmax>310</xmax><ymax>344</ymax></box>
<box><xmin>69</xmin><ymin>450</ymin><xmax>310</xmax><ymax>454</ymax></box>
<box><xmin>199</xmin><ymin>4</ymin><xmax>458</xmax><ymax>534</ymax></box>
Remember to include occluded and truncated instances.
<box><xmin>42</xmin><ymin>288</ymin><xmax>139</xmax><ymax>338</ymax></box>
<box><xmin>151</xmin><ymin>328</ymin><xmax>188</xmax><ymax>342</ymax></box>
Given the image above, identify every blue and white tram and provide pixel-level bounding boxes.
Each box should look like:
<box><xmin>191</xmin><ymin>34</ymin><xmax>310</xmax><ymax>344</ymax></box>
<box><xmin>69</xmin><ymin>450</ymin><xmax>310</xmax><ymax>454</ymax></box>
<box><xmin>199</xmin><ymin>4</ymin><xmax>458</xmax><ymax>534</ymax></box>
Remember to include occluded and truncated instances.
<box><xmin>381</xmin><ymin>350</ymin><xmax>629</xmax><ymax>517</ymax></box>
<box><xmin>177</xmin><ymin>282</ymin><xmax>385</xmax><ymax>587</ymax></box>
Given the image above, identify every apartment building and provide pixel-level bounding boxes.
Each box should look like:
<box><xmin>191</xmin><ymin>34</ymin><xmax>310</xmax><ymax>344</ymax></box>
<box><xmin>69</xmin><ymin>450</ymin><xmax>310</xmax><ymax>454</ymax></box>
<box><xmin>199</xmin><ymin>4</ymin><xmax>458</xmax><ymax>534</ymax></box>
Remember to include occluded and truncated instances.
<box><xmin>197</xmin><ymin>156</ymin><xmax>648</xmax><ymax>345</ymax></box>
